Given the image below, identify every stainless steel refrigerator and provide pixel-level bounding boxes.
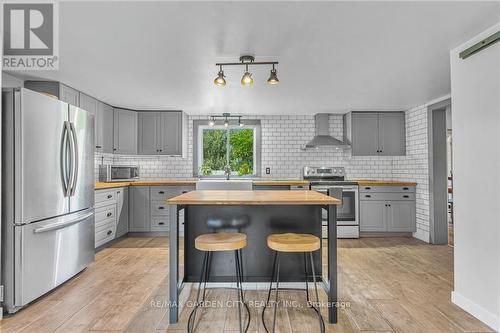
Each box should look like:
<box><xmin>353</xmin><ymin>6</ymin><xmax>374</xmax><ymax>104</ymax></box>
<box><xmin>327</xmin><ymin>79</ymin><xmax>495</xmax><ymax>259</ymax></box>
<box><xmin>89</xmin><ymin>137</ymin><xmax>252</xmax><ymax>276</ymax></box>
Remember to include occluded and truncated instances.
<box><xmin>1</xmin><ymin>88</ymin><xmax>95</xmax><ymax>314</ymax></box>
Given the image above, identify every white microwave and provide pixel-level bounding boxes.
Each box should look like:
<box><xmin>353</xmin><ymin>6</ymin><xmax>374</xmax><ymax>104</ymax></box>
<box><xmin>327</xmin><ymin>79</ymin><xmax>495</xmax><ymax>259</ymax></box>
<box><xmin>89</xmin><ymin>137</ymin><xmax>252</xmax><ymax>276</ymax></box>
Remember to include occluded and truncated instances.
<box><xmin>98</xmin><ymin>165</ymin><xmax>139</xmax><ymax>182</ymax></box>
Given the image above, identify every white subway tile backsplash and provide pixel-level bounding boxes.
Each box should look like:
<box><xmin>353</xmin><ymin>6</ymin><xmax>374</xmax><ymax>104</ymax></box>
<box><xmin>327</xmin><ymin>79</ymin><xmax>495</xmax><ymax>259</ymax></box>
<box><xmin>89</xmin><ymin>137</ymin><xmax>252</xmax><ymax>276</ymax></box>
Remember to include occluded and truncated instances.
<box><xmin>95</xmin><ymin>108</ymin><xmax>431</xmax><ymax>242</ymax></box>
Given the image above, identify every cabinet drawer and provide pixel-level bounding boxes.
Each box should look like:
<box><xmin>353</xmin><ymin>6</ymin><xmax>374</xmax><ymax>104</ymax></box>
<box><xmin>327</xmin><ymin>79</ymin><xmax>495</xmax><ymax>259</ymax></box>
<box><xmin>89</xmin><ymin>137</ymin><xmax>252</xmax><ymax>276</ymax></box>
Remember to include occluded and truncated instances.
<box><xmin>95</xmin><ymin>205</ymin><xmax>116</xmax><ymax>223</ymax></box>
<box><xmin>96</xmin><ymin>218</ymin><xmax>116</xmax><ymax>232</ymax></box>
<box><xmin>150</xmin><ymin>186</ymin><xmax>193</xmax><ymax>201</ymax></box>
<box><xmin>359</xmin><ymin>185</ymin><xmax>415</xmax><ymax>193</ymax></box>
<box><xmin>95</xmin><ymin>221</ymin><xmax>116</xmax><ymax>247</ymax></box>
<box><xmin>151</xmin><ymin>201</ymin><xmax>169</xmax><ymax>216</ymax></box>
<box><xmin>151</xmin><ymin>217</ymin><xmax>169</xmax><ymax>231</ymax></box>
<box><xmin>360</xmin><ymin>192</ymin><xmax>415</xmax><ymax>201</ymax></box>
<box><xmin>95</xmin><ymin>189</ymin><xmax>116</xmax><ymax>207</ymax></box>
<box><xmin>290</xmin><ymin>185</ymin><xmax>309</xmax><ymax>190</ymax></box>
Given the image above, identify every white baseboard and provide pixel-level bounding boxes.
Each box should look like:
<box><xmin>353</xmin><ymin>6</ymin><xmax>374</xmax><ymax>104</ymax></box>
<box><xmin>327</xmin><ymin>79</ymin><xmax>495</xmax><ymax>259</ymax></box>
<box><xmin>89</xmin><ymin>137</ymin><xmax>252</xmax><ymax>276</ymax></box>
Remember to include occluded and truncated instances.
<box><xmin>412</xmin><ymin>229</ymin><xmax>429</xmax><ymax>243</ymax></box>
<box><xmin>452</xmin><ymin>291</ymin><xmax>499</xmax><ymax>332</ymax></box>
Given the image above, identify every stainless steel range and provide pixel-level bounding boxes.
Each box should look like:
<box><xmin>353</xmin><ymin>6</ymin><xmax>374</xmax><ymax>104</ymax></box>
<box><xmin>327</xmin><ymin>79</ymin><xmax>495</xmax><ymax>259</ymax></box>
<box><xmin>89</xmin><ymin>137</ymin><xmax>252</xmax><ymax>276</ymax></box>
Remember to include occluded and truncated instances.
<box><xmin>303</xmin><ymin>166</ymin><xmax>360</xmax><ymax>239</ymax></box>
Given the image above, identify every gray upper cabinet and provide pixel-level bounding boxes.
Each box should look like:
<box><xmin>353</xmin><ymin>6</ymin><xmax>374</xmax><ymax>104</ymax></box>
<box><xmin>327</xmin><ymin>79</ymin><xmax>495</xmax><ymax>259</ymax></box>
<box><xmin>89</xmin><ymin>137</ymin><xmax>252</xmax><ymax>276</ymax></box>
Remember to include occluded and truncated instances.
<box><xmin>159</xmin><ymin>112</ymin><xmax>182</xmax><ymax>155</ymax></box>
<box><xmin>79</xmin><ymin>93</ymin><xmax>99</xmax><ymax>149</ymax></box>
<box><xmin>24</xmin><ymin>81</ymin><xmax>80</xmax><ymax>106</ymax></box>
<box><xmin>113</xmin><ymin>108</ymin><xmax>138</xmax><ymax>154</ymax></box>
<box><xmin>344</xmin><ymin>111</ymin><xmax>406</xmax><ymax>156</ymax></box>
<box><xmin>98</xmin><ymin>103</ymin><xmax>114</xmax><ymax>153</ymax></box>
<box><xmin>138</xmin><ymin>112</ymin><xmax>160</xmax><ymax>155</ymax></box>
<box><xmin>351</xmin><ymin>113</ymin><xmax>379</xmax><ymax>156</ymax></box>
<box><xmin>138</xmin><ymin>111</ymin><xmax>183</xmax><ymax>156</ymax></box>
<box><xmin>378</xmin><ymin>113</ymin><xmax>406</xmax><ymax>156</ymax></box>
<box><xmin>60</xmin><ymin>84</ymin><xmax>80</xmax><ymax>106</ymax></box>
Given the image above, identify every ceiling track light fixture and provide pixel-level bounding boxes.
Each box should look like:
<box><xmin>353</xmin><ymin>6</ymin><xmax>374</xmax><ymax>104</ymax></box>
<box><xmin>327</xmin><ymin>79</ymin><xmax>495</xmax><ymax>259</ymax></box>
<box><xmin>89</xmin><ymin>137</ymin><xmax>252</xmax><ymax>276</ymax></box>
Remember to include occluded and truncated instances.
<box><xmin>208</xmin><ymin>113</ymin><xmax>244</xmax><ymax>127</ymax></box>
<box><xmin>214</xmin><ymin>55</ymin><xmax>279</xmax><ymax>87</ymax></box>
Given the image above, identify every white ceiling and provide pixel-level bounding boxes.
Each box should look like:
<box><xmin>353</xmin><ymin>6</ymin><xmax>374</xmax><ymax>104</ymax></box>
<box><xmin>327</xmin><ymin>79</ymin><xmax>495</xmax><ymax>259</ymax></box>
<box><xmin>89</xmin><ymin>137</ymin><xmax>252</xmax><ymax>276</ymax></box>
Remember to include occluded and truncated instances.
<box><xmin>11</xmin><ymin>1</ymin><xmax>500</xmax><ymax>114</ymax></box>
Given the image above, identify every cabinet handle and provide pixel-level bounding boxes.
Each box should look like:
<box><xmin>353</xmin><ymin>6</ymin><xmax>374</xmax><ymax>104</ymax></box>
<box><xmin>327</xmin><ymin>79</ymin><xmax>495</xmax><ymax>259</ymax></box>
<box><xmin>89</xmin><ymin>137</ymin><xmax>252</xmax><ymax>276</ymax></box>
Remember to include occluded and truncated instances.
<box><xmin>365</xmin><ymin>187</ymin><xmax>371</xmax><ymax>190</ymax></box>
<box><xmin>365</xmin><ymin>195</ymin><xmax>371</xmax><ymax>198</ymax></box>
<box><xmin>159</xmin><ymin>222</ymin><xmax>164</xmax><ymax>225</ymax></box>
<box><xmin>182</xmin><ymin>191</ymin><xmax>188</xmax><ymax>194</ymax></box>
<box><xmin>403</xmin><ymin>195</ymin><xmax>409</xmax><ymax>198</ymax></box>
<box><xmin>107</xmin><ymin>230</ymin><xmax>112</xmax><ymax>235</ymax></box>
<box><xmin>107</xmin><ymin>212</ymin><xmax>112</xmax><ymax>217</ymax></box>
<box><xmin>96</xmin><ymin>145</ymin><xmax>102</xmax><ymax>149</ymax></box>
<box><xmin>107</xmin><ymin>194</ymin><xmax>113</xmax><ymax>199</ymax></box>
<box><xmin>159</xmin><ymin>191</ymin><xmax>165</xmax><ymax>194</ymax></box>
<box><xmin>158</xmin><ymin>206</ymin><xmax>164</xmax><ymax>210</ymax></box>
<box><xmin>403</xmin><ymin>187</ymin><xmax>409</xmax><ymax>190</ymax></box>
<box><xmin>113</xmin><ymin>148</ymin><xmax>117</xmax><ymax>151</ymax></box>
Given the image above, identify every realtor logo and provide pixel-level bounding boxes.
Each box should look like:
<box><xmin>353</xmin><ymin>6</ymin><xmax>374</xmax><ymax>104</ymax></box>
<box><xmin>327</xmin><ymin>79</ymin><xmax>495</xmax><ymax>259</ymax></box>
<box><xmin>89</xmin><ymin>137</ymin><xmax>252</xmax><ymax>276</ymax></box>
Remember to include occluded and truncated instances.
<box><xmin>3</xmin><ymin>2</ymin><xmax>59</xmax><ymax>70</ymax></box>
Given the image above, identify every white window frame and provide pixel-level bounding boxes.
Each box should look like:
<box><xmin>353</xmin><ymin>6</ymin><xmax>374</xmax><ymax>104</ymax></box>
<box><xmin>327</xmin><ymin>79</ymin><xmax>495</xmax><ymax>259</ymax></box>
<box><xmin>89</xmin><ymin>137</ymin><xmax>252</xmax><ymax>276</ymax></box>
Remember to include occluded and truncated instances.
<box><xmin>193</xmin><ymin>120</ymin><xmax>261</xmax><ymax>178</ymax></box>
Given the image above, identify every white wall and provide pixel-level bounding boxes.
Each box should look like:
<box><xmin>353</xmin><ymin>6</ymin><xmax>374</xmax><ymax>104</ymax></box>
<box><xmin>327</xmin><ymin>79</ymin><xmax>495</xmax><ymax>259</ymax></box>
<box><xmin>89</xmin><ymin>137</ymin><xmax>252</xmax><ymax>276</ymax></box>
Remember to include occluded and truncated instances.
<box><xmin>1</xmin><ymin>73</ymin><xmax>23</xmax><ymax>88</ymax></box>
<box><xmin>450</xmin><ymin>22</ymin><xmax>500</xmax><ymax>331</ymax></box>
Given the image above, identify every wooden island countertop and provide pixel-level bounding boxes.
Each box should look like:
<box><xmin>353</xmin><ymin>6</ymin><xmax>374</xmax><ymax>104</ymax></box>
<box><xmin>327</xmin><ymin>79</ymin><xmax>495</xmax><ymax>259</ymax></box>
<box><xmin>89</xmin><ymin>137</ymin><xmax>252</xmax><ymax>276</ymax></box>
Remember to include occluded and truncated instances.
<box><xmin>166</xmin><ymin>190</ymin><xmax>341</xmax><ymax>205</ymax></box>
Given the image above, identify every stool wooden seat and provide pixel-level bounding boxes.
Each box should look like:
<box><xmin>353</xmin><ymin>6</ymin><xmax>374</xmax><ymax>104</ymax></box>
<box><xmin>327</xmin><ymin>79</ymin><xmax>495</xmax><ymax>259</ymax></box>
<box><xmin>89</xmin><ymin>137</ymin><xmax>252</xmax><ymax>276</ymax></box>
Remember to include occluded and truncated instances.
<box><xmin>195</xmin><ymin>232</ymin><xmax>247</xmax><ymax>251</ymax></box>
<box><xmin>267</xmin><ymin>233</ymin><xmax>320</xmax><ymax>253</ymax></box>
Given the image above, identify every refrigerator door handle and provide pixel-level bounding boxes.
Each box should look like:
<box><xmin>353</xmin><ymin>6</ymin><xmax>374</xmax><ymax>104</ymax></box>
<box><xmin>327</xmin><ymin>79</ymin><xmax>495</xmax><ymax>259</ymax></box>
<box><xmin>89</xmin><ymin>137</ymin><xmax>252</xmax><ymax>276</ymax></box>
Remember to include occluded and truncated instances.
<box><xmin>33</xmin><ymin>211</ymin><xmax>94</xmax><ymax>233</ymax></box>
<box><xmin>61</xmin><ymin>121</ymin><xmax>71</xmax><ymax>197</ymax></box>
<box><xmin>69</xmin><ymin>122</ymin><xmax>79</xmax><ymax>196</ymax></box>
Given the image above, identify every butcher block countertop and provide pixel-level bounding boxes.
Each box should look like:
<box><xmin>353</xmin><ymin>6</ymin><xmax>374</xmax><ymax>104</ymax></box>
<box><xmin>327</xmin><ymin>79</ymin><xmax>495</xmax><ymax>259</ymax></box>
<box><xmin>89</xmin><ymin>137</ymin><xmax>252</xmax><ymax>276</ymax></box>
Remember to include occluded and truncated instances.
<box><xmin>166</xmin><ymin>190</ymin><xmax>341</xmax><ymax>205</ymax></box>
<box><xmin>95</xmin><ymin>179</ymin><xmax>417</xmax><ymax>190</ymax></box>
<box><xmin>252</xmin><ymin>179</ymin><xmax>310</xmax><ymax>186</ymax></box>
<box><xmin>95</xmin><ymin>180</ymin><xmax>197</xmax><ymax>189</ymax></box>
<box><xmin>356</xmin><ymin>180</ymin><xmax>417</xmax><ymax>186</ymax></box>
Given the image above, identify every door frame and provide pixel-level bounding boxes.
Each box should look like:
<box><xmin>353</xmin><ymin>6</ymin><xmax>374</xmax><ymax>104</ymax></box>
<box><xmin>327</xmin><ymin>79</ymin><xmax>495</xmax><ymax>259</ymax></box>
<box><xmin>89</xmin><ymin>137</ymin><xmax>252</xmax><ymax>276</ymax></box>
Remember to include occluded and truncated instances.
<box><xmin>427</xmin><ymin>98</ymin><xmax>451</xmax><ymax>244</ymax></box>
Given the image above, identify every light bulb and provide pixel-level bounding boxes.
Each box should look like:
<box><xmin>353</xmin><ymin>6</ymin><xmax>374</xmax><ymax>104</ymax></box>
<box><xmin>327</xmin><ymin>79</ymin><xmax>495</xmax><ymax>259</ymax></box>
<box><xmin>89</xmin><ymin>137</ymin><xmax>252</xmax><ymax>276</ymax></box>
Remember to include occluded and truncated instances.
<box><xmin>214</xmin><ymin>69</ymin><xmax>226</xmax><ymax>87</ymax></box>
<box><xmin>241</xmin><ymin>72</ymin><xmax>253</xmax><ymax>86</ymax></box>
<box><xmin>267</xmin><ymin>68</ymin><xmax>279</xmax><ymax>85</ymax></box>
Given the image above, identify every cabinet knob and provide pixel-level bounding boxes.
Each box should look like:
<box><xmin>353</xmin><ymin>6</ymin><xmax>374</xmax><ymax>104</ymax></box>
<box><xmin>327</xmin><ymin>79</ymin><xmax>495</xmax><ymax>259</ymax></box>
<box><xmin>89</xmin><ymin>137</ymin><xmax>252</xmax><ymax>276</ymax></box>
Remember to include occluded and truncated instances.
<box><xmin>107</xmin><ymin>212</ymin><xmax>112</xmax><ymax>217</ymax></box>
<box><xmin>107</xmin><ymin>194</ymin><xmax>113</xmax><ymax>199</ymax></box>
<box><xmin>113</xmin><ymin>148</ymin><xmax>117</xmax><ymax>151</ymax></box>
<box><xmin>107</xmin><ymin>230</ymin><xmax>112</xmax><ymax>235</ymax></box>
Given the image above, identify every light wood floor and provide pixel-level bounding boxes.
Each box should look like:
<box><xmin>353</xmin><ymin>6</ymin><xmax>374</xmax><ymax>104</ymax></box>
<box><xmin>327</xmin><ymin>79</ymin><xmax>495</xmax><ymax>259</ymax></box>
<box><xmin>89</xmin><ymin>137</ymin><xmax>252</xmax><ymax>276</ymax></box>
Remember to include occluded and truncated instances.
<box><xmin>0</xmin><ymin>237</ymin><xmax>494</xmax><ymax>333</ymax></box>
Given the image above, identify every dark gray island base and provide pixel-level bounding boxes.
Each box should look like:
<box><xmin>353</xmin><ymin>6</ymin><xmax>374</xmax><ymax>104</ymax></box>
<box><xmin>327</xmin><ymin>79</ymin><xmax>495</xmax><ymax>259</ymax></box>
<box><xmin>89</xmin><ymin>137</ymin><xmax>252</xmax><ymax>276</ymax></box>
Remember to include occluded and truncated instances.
<box><xmin>167</xmin><ymin>190</ymin><xmax>340</xmax><ymax>325</ymax></box>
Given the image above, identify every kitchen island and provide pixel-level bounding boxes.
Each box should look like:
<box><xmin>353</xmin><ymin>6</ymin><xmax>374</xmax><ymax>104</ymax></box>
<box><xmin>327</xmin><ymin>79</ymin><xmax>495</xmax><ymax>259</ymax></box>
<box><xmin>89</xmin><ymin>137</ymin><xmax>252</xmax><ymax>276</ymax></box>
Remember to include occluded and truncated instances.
<box><xmin>166</xmin><ymin>190</ymin><xmax>341</xmax><ymax>324</ymax></box>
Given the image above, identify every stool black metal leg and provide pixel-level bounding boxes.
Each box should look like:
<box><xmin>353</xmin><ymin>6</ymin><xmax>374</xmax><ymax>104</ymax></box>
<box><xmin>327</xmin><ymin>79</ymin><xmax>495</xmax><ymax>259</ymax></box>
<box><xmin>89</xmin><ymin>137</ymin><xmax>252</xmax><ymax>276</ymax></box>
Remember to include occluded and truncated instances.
<box><xmin>262</xmin><ymin>251</ymin><xmax>278</xmax><ymax>333</ymax></box>
<box><xmin>309</xmin><ymin>251</ymin><xmax>325</xmax><ymax>333</ymax></box>
<box><xmin>271</xmin><ymin>253</ymin><xmax>281</xmax><ymax>333</ymax></box>
<box><xmin>202</xmin><ymin>251</ymin><xmax>212</xmax><ymax>301</ymax></box>
<box><xmin>236</xmin><ymin>249</ymin><xmax>251</xmax><ymax>333</ymax></box>
<box><xmin>234</xmin><ymin>251</ymin><xmax>243</xmax><ymax>333</ymax></box>
<box><xmin>303</xmin><ymin>252</ymin><xmax>310</xmax><ymax>303</ymax></box>
<box><xmin>188</xmin><ymin>251</ymin><xmax>209</xmax><ymax>333</ymax></box>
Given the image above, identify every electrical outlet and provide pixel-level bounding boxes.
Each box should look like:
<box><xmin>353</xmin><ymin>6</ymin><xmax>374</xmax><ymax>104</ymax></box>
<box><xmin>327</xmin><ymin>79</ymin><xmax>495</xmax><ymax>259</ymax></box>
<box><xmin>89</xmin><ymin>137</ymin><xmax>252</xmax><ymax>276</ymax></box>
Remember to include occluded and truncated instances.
<box><xmin>265</xmin><ymin>167</ymin><xmax>271</xmax><ymax>175</ymax></box>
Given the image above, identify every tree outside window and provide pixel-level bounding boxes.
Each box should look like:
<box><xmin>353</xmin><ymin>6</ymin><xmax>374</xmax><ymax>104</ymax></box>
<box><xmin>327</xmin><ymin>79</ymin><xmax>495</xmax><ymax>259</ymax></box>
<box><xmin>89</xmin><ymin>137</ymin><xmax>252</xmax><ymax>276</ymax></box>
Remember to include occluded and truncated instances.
<box><xmin>199</xmin><ymin>126</ymin><xmax>256</xmax><ymax>177</ymax></box>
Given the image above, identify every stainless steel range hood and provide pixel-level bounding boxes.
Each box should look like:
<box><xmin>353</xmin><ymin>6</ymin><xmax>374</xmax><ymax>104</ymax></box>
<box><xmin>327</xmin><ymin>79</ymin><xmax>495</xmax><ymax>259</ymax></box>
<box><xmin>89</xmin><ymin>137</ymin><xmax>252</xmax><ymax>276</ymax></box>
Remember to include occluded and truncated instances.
<box><xmin>304</xmin><ymin>113</ymin><xmax>350</xmax><ymax>149</ymax></box>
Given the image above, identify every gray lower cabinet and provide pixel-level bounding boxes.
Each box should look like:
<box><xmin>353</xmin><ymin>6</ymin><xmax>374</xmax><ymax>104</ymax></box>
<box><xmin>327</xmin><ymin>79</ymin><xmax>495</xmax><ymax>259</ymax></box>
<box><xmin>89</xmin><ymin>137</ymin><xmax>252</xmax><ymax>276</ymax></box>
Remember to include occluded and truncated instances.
<box><xmin>116</xmin><ymin>187</ymin><xmax>129</xmax><ymax>237</ymax></box>
<box><xmin>344</xmin><ymin>111</ymin><xmax>406</xmax><ymax>156</ymax></box>
<box><xmin>129</xmin><ymin>186</ymin><xmax>151</xmax><ymax>231</ymax></box>
<box><xmin>113</xmin><ymin>108</ymin><xmax>138</xmax><ymax>154</ymax></box>
<box><xmin>359</xmin><ymin>186</ymin><xmax>416</xmax><ymax>233</ymax></box>
<box><xmin>94</xmin><ymin>187</ymin><xmax>128</xmax><ymax>248</ymax></box>
<box><xmin>360</xmin><ymin>201</ymin><xmax>387</xmax><ymax>232</ymax></box>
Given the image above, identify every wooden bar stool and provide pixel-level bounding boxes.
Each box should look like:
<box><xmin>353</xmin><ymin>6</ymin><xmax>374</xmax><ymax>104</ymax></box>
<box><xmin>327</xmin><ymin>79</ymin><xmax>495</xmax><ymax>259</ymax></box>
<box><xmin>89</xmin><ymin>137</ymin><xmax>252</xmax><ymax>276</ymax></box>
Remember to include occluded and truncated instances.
<box><xmin>262</xmin><ymin>233</ymin><xmax>325</xmax><ymax>333</ymax></box>
<box><xmin>188</xmin><ymin>232</ymin><xmax>250</xmax><ymax>333</ymax></box>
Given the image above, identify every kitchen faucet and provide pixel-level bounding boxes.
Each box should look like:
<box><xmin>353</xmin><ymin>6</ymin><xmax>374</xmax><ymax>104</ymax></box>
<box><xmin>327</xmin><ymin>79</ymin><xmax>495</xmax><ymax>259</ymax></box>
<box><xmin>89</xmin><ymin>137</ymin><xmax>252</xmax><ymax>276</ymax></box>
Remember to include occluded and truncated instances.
<box><xmin>224</xmin><ymin>165</ymin><xmax>231</xmax><ymax>180</ymax></box>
